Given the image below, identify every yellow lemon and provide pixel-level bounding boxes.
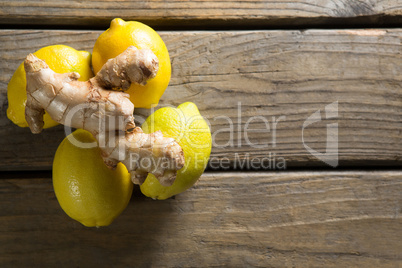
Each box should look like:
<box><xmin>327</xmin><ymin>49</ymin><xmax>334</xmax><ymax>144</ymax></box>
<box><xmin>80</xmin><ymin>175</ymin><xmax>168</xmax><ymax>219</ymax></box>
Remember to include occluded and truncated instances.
<box><xmin>92</xmin><ymin>18</ymin><xmax>171</xmax><ymax>108</ymax></box>
<box><xmin>7</xmin><ymin>45</ymin><xmax>93</xmax><ymax>129</ymax></box>
<box><xmin>53</xmin><ymin>129</ymin><xmax>133</xmax><ymax>227</ymax></box>
<box><xmin>140</xmin><ymin>102</ymin><xmax>211</xmax><ymax>200</ymax></box>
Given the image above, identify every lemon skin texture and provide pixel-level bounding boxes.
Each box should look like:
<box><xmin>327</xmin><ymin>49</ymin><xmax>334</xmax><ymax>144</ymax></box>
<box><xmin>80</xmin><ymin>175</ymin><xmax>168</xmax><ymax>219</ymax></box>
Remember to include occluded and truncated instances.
<box><xmin>53</xmin><ymin>129</ymin><xmax>133</xmax><ymax>227</ymax></box>
<box><xmin>140</xmin><ymin>102</ymin><xmax>212</xmax><ymax>200</ymax></box>
<box><xmin>92</xmin><ymin>18</ymin><xmax>171</xmax><ymax>108</ymax></box>
<box><xmin>7</xmin><ymin>45</ymin><xmax>93</xmax><ymax>129</ymax></box>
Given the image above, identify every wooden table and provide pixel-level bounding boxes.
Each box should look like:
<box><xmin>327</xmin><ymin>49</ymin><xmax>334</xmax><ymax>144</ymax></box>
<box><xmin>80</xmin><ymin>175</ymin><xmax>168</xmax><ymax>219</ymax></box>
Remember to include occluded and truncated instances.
<box><xmin>1</xmin><ymin>1</ymin><xmax>401</xmax><ymax>267</ymax></box>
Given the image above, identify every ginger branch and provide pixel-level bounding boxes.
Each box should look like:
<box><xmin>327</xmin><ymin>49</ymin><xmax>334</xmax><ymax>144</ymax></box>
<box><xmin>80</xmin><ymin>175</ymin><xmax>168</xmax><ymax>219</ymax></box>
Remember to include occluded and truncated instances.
<box><xmin>24</xmin><ymin>46</ymin><xmax>184</xmax><ymax>186</ymax></box>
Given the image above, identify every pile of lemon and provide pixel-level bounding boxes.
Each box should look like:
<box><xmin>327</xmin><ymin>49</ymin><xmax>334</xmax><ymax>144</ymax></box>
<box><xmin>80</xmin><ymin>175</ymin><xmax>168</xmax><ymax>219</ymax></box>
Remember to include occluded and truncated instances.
<box><xmin>7</xmin><ymin>18</ymin><xmax>212</xmax><ymax>227</ymax></box>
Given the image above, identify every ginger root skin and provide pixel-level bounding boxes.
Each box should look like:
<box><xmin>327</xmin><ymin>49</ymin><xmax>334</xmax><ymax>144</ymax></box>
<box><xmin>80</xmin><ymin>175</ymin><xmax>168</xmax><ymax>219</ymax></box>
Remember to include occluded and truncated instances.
<box><xmin>24</xmin><ymin>46</ymin><xmax>184</xmax><ymax>186</ymax></box>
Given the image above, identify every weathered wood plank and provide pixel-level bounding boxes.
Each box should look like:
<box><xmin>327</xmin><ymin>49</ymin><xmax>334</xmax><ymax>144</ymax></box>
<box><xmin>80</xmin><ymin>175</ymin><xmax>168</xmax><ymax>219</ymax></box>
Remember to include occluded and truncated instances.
<box><xmin>0</xmin><ymin>29</ymin><xmax>401</xmax><ymax>170</ymax></box>
<box><xmin>0</xmin><ymin>171</ymin><xmax>401</xmax><ymax>267</ymax></box>
<box><xmin>0</xmin><ymin>0</ymin><xmax>401</xmax><ymax>28</ymax></box>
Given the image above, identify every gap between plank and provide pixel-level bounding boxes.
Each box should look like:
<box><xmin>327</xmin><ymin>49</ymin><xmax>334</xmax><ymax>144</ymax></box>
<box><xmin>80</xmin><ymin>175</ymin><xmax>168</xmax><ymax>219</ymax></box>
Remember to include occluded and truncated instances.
<box><xmin>1</xmin><ymin>168</ymin><xmax>401</xmax><ymax>180</ymax></box>
<box><xmin>1</xmin><ymin>16</ymin><xmax>402</xmax><ymax>32</ymax></box>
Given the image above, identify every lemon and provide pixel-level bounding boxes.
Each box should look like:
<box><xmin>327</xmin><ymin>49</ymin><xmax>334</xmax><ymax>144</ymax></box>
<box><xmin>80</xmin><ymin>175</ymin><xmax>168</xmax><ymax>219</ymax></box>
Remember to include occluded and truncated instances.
<box><xmin>7</xmin><ymin>45</ymin><xmax>93</xmax><ymax>129</ymax></box>
<box><xmin>92</xmin><ymin>18</ymin><xmax>171</xmax><ymax>108</ymax></box>
<box><xmin>140</xmin><ymin>102</ymin><xmax>211</xmax><ymax>200</ymax></box>
<box><xmin>53</xmin><ymin>129</ymin><xmax>133</xmax><ymax>227</ymax></box>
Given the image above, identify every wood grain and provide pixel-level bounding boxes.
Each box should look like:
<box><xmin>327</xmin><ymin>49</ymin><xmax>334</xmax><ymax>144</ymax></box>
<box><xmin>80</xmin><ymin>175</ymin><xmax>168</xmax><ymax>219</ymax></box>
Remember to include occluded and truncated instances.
<box><xmin>0</xmin><ymin>29</ymin><xmax>401</xmax><ymax>170</ymax></box>
<box><xmin>0</xmin><ymin>171</ymin><xmax>401</xmax><ymax>267</ymax></box>
<box><xmin>0</xmin><ymin>0</ymin><xmax>401</xmax><ymax>28</ymax></box>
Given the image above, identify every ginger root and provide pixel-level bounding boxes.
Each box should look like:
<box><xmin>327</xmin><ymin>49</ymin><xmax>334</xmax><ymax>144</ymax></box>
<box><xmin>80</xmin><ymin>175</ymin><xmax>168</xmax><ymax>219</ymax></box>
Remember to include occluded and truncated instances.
<box><xmin>24</xmin><ymin>46</ymin><xmax>184</xmax><ymax>186</ymax></box>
